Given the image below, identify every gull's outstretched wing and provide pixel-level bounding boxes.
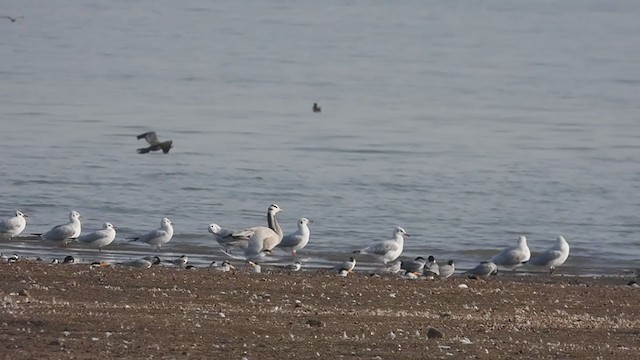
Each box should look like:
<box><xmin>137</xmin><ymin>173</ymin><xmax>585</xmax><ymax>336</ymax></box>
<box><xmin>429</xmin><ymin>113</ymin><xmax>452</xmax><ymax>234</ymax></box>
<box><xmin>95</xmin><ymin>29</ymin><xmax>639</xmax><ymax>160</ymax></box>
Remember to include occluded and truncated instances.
<box><xmin>137</xmin><ymin>131</ymin><xmax>160</xmax><ymax>145</ymax></box>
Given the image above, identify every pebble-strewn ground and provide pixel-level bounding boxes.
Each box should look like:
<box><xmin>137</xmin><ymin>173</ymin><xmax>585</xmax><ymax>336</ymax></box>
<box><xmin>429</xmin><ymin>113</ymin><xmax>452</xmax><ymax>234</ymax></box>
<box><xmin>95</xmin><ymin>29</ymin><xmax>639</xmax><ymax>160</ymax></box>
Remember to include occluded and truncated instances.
<box><xmin>1</xmin><ymin>261</ymin><xmax>639</xmax><ymax>359</ymax></box>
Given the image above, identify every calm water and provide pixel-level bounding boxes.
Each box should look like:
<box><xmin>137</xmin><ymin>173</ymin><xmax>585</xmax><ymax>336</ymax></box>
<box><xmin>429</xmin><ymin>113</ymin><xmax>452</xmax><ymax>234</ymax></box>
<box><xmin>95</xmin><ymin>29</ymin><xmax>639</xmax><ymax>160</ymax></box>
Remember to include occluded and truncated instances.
<box><xmin>1</xmin><ymin>0</ymin><xmax>639</xmax><ymax>274</ymax></box>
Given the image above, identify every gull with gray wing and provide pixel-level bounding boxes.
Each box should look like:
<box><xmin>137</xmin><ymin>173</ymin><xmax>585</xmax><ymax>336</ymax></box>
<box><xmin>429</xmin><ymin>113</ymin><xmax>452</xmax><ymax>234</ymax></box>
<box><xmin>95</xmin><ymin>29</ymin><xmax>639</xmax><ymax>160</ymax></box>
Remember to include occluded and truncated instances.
<box><xmin>0</xmin><ymin>210</ymin><xmax>28</xmax><ymax>239</ymax></box>
<box><xmin>354</xmin><ymin>227</ymin><xmax>409</xmax><ymax>265</ymax></box>
<box><xmin>136</xmin><ymin>131</ymin><xmax>173</xmax><ymax>154</ymax></box>
<box><xmin>131</xmin><ymin>218</ymin><xmax>174</xmax><ymax>249</ymax></box>
<box><xmin>529</xmin><ymin>236</ymin><xmax>570</xmax><ymax>274</ymax></box>
<box><xmin>491</xmin><ymin>236</ymin><xmax>531</xmax><ymax>271</ymax></box>
<box><xmin>277</xmin><ymin>217</ymin><xmax>312</xmax><ymax>256</ymax></box>
<box><xmin>75</xmin><ymin>222</ymin><xmax>117</xmax><ymax>251</ymax></box>
<box><xmin>34</xmin><ymin>211</ymin><xmax>82</xmax><ymax>244</ymax></box>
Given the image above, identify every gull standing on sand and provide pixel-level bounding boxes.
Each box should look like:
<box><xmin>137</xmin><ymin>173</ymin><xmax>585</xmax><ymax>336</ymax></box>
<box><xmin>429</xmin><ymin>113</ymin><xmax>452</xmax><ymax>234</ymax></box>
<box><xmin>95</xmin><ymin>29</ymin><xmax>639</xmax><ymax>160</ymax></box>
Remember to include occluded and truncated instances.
<box><xmin>466</xmin><ymin>261</ymin><xmax>498</xmax><ymax>279</ymax></box>
<box><xmin>438</xmin><ymin>260</ymin><xmax>455</xmax><ymax>279</ymax></box>
<box><xmin>230</xmin><ymin>204</ymin><xmax>284</xmax><ymax>258</ymax></box>
<box><xmin>131</xmin><ymin>218</ymin><xmax>174</xmax><ymax>249</ymax></box>
<box><xmin>34</xmin><ymin>211</ymin><xmax>82</xmax><ymax>244</ymax></box>
<box><xmin>529</xmin><ymin>236</ymin><xmax>570</xmax><ymax>274</ymax></box>
<box><xmin>74</xmin><ymin>222</ymin><xmax>117</xmax><ymax>251</ymax></box>
<box><xmin>354</xmin><ymin>227</ymin><xmax>409</xmax><ymax>265</ymax></box>
<box><xmin>0</xmin><ymin>210</ymin><xmax>28</xmax><ymax>239</ymax></box>
<box><xmin>277</xmin><ymin>217</ymin><xmax>312</xmax><ymax>256</ymax></box>
<box><xmin>491</xmin><ymin>235</ymin><xmax>531</xmax><ymax>270</ymax></box>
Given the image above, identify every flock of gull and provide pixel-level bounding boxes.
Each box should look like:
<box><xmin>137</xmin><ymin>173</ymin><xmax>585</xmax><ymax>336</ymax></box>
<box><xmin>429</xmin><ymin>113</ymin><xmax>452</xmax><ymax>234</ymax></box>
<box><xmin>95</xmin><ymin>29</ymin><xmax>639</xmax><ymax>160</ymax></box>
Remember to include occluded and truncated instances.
<box><xmin>1</xmin><ymin>203</ymin><xmax>571</xmax><ymax>278</ymax></box>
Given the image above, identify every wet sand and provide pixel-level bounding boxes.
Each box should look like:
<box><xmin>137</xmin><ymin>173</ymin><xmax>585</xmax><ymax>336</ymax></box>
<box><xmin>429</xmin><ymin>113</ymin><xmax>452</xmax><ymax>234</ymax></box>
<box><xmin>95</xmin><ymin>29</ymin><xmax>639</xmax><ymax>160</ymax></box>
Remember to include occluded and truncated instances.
<box><xmin>1</xmin><ymin>261</ymin><xmax>638</xmax><ymax>359</ymax></box>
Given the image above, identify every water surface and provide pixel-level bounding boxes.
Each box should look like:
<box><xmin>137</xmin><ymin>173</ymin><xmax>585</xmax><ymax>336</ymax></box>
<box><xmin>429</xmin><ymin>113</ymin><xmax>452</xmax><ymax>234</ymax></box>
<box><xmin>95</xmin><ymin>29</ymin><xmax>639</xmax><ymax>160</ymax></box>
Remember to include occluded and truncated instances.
<box><xmin>1</xmin><ymin>0</ymin><xmax>639</xmax><ymax>274</ymax></box>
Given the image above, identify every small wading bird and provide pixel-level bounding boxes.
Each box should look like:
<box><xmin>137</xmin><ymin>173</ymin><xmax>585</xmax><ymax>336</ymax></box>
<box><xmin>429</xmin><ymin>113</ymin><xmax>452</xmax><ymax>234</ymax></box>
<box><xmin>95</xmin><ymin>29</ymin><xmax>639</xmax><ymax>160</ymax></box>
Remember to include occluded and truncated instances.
<box><xmin>400</xmin><ymin>256</ymin><xmax>427</xmax><ymax>276</ymax></box>
<box><xmin>465</xmin><ymin>261</ymin><xmax>498</xmax><ymax>279</ymax></box>
<box><xmin>136</xmin><ymin>131</ymin><xmax>173</xmax><ymax>154</ymax></box>
<box><xmin>119</xmin><ymin>256</ymin><xmax>161</xmax><ymax>268</ymax></box>
<box><xmin>208</xmin><ymin>260</ymin><xmax>235</xmax><ymax>272</ymax></box>
<box><xmin>334</xmin><ymin>257</ymin><xmax>356</xmax><ymax>274</ymax></box>
<box><xmin>423</xmin><ymin>256</ymin><xmax>439</xmax><ymax>278</ymax></box>
<box><xmin>438</xmin><ymin>260</ymin><xmax>456</xmax><ymax>279</ymax></box>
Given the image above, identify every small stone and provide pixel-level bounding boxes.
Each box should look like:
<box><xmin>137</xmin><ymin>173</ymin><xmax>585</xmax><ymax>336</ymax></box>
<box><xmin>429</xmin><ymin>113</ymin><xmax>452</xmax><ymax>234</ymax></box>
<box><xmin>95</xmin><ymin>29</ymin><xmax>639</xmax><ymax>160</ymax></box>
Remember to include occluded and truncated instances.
<box><xmin>305</xmin><ymin>319</ymin><xmax>325</xmax><ymax>328</ymax></box>
<box><xmin>458</xmin><ymin>284</ymin><xmax>468</xmax><ymax>289</ymax></box>
<box><xmin>427</xmin><ymin>327</ymin><xmax>444</xmax><ymax>339</ymax></box>
<box><xmin>18</xmin><ymin>289</ymin><xmax>29</xmax><ymax>297</ymax></box>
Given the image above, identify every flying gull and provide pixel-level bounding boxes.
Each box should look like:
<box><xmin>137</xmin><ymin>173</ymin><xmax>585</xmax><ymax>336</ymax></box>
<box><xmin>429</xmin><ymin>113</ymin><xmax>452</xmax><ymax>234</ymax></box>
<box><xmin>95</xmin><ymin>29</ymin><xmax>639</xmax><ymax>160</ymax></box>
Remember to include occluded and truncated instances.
<box><xmin>136</xmin><ymin>131</ymin><xmax>173</xmax><ymax>154</ymax></box>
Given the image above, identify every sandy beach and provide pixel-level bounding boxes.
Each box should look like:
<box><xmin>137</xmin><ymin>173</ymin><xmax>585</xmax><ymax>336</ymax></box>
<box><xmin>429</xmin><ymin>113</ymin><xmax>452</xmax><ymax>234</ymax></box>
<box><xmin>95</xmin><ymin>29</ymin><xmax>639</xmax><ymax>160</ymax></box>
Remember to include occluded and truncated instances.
<box><xmin>1</xmin><ymin>260</ymin><xmax>638</xmax><ymax>359</ymax></box>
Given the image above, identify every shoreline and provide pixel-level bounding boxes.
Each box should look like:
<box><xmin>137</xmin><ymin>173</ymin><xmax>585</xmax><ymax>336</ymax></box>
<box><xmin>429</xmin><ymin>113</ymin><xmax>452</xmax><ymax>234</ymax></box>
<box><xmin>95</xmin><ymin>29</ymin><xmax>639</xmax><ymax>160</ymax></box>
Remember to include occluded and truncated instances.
<box><xmin>1</xmin><ymin>236</ymin><xmax>637</xmax><ymax>278</ymax></box>
<box><xmin>1</xmin><ymin>260</ymin><xmax>639</xmax><ymax>359</ymax></box>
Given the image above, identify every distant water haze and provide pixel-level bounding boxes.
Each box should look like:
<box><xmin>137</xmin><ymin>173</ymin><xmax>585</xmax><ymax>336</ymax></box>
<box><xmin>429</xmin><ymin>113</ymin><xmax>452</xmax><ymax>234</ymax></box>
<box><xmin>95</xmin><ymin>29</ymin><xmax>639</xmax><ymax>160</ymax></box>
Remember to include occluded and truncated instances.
<box><xmin>1</xmin><ymin>0</ymin><xmax>639</xmax><ymax>274</ymax></box>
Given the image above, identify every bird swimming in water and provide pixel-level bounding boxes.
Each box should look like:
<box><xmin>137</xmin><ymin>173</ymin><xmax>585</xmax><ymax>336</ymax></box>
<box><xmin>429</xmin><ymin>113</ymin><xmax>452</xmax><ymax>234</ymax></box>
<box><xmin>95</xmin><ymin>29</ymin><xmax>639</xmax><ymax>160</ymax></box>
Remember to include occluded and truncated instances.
<box><xmin>136</xmin><ymin>131</ymin><xmax>173</xmax><ymax>154</ymax></box>
<box><xmin>313</xmin><ymin>102</ymin><xmax>321</xmax><ymax>113</ymax></box>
